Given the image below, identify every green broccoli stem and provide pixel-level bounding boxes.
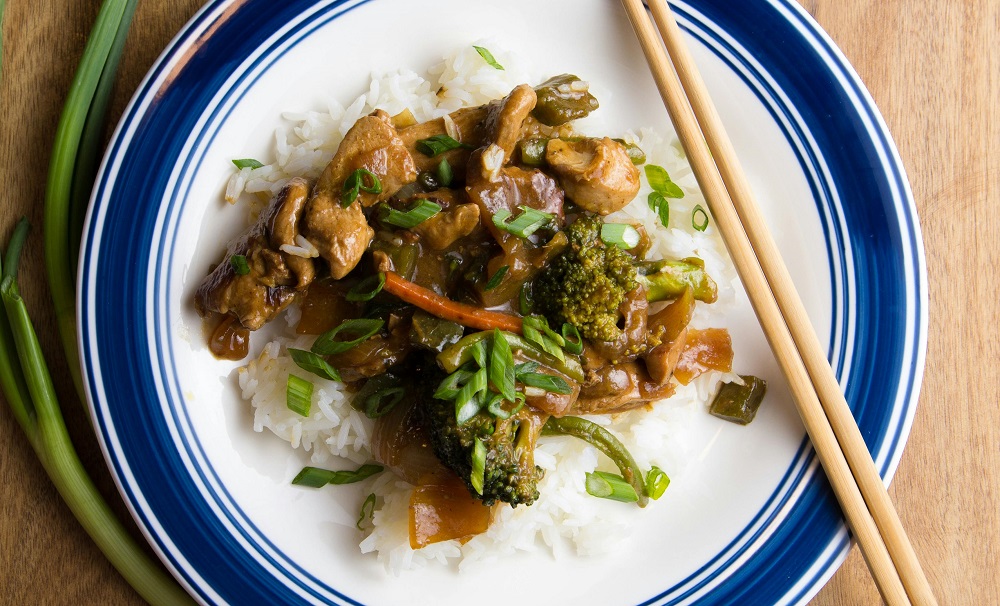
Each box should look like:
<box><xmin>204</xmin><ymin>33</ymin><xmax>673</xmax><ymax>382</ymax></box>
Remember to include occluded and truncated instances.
<box><xmin>635</xmin><ymin>258</ymin><xmax>717</xmax><ymax>303</ymax></box>
<box><xmin>542</xmin><ymin>416</ymin><xmax>649</xmax><ymax>507</ymax></box>
<box><xmin>0</xmin><ymin>223</ymin><xmax>193</xmax><ymax>606</ymax></box>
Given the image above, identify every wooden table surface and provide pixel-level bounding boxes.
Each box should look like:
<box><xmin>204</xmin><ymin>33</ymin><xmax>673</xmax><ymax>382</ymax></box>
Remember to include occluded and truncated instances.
<box><xmin>1</xmin><ymin>1</ymin><xmax>996</xmax><ymax>604</ymax></box>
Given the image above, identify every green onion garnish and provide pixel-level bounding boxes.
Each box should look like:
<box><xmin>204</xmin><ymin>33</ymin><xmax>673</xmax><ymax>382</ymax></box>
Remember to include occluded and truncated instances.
<box><xmin>484</xmin><ymin>265</ymin><xmax>509</xmax><ymax>291</ymax></box>
<box><xmin>357</xmin><ymin>493</ymin><xmax>377</xmax><ymax>530</ymax></box>
<box><xmin>311</xmin><ymin>318</ymin><xmax>384</xmax><ymax>356</ymax></box>
<box><xmin>489</xmin><ymin>329</ymin><xmax>516</xmax><ymax>402</ymax></box>
<box><xmin>341</xmin><ymin>168</ymin><xmax>382</xmax><ymax>208</ymax></box>
<box><xmin>436</xmin><ymin>158</ymin><xmax>453</xmax><ymax>187</ymax></box>
<box><xmin>519</xmin><ymin>371</ymin><xmax>572</xmax><ymax>395</ymax></box>
<box><xmin>473</xmin><ymin>45</ymin><xmax>504</xmax><ymax>70</ymax></box>
<box><xmin>416</xmin><ymin>134</ymin><xmax>470</xmax><ymax>157</ymax></box>
<box><xmin>470</xmin><ymin>339</ymin><xmax>489</xmax><ymax>369</ymax></box>
<box><xmin>433</xmin><ymin>366</ymin><xmax>477</xmax><ymax>400</ymax></box>
<box><xmin>519</xmin><ymin>282</ymin><xmax>534</xmax><ymax>315</ymax></box>
<box><xmin>364</xmin><ymin>386</ymin><xmax>405</xmax><ymax>418</ymax></box>
<box><xmin>471</xmin><ymin>438</ymin><xmax>488</xmax><ymax>494</ymax></box>
<box><xmin>292</xmin><ymin>464</ymin><xmax>383</xmax><ymax>488</ymax></box>
<box><xmin>514</xmin><ymin>361</ymin><xmax>541</xmax><ymax>378</ymax></box>
<box><xmin>455</xmin><ymin>368</ymin><xmax>487</xmax><ymax>424</ymax></box>
<box><xmin>646</xmin><ymin>466</ymin><xmax>670</xmax><ymax>500</ymax></box>
<box><xmin>492</xmin><ymin>206</ymin><xmax>555</xmax><ymax>238</ymax></box>
<box><xmin>380</xmin><ymin>199</ymin><xmax>441</xmax><ymax>228</ymax></box>
<box><xmin>585</xmin><ymin>471</ymin><xmax>640</xmax><ymax>503</ymax></box>
<box><xmin>522</xmin><ymin>315</ymin><xmax>566</xmax><ymax>362</ymax></box>
<box><xmin>561</xmin><ymin>323</ymin><xmax>583</xmax><ymax>355</ymax></box>
<box><xmin>487</xmin><ymin>392</ymin><xmax>525</xmax><ymax>420</ymax></box>
<box><xmin>346</xmin><ymin>273</ymin><xmax>386</xmax><ymax>302</ymax></box>
<box><xmin>647</xmin><ymin>192</ymin><xmax>670</xmax><ymax>227</ymax></box>
<box><xmin>692</xmin><ymin>205</ymin><xmax>710</xmax><ymax>231</ymax></box>
<box><xmin>232</xmin><ymin>158</ymin><xmax>263</xmax><ymax>170</ymax></box>
<box><xmin>288</xmin><ymin>348</ymin><xmax>342</xmax><ymax>382</ymax></box>
<box><xmin>644</xmin><ymin>164</ymin><xmax>685</xmax><ymax>198</ymax></box>
<box><xmin>286</xmin><ymin>374</ymin><xmax>313</xmax><ymax>416</ymax></box>
<box><xmin>600</xmin><ymin>223</ymin><xmax>641</xmax><ymax>250</ymax></box>
<box><xmin>229</xmin><ymin>254</ymin><xmax>250</xmax><ymax>275</ymax></box>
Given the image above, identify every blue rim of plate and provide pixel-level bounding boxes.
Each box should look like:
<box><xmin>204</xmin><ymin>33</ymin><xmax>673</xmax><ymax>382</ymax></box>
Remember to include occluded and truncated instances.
<box><xmin>79</xmin><ymin>0</ymin><xmax>927</xmax><ymax>604</ymax></box>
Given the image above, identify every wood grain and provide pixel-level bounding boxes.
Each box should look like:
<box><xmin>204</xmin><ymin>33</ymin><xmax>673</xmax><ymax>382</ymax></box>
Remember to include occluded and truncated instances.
<box><xmin>0</xmin><ymin>1</ymin><xmax>996</xmax><ymax>604</ymax></box>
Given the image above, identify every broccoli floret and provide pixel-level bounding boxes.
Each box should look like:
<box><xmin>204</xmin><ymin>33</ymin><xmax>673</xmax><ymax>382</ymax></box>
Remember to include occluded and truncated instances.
<box><xmin>533</xmin><ymin>216</ymin><xmax>638</xmax><ymax>342</ymax></box>
<box><xmin>423</xmin><ymin>396</ymin><xmax>544</xmax><ymax>507</ymax></box>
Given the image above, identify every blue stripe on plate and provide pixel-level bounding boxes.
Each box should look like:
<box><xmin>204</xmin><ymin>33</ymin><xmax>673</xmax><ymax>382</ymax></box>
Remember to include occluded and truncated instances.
<box><xmin>80</xmin><ymin>0</ymin><xmax>926</xmax><ymax>604</ymax></box>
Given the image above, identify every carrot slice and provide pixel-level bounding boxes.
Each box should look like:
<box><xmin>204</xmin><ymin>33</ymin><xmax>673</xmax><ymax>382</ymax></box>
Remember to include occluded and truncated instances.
<box><xmin>382</xmin><ymin>271</ymin><xmax>523</xmax><ymax>333</ymax></box>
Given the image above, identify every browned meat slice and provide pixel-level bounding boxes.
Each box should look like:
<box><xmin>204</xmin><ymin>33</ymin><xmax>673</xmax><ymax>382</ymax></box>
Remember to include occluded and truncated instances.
<box><xmin>481</xmin><ymin>84</ymin><xmax>536</xmax><ymax>162</ymax></box>
<box><xmin>398</xmin><ymin>105</ymin><xmax>489</xmax><ymax>175</ymax></box>
<box><xmin>586</xmin><ymin>285</ymin><xmax>649</xmax><ymax>363</ymax></box>
<box><xmin>572</xmin><ymin>357</ymin><xmax>675</xmax><ymax>415</ymax></box>
<box><xmin>195</xmin><ymin>178</ymin><xmax>315</xmax><ymax>330</ymax></box>
<box><xmin>643</xmin><ymin>288</ymin><xmax>695</xmax><ymax>384</ymax></box>
<box><xmin>467</xmin><ymin>164</ymin><xmax>565</xmax><ymax>254</ymax></box>
<box><xmin>303</xmin><ymin>109</ymin><xmax>417</xmax><ymax>278</ymax></box>
<box><xmin>412</xmin><ymin>203</ymin><xmax>481</xmax><ymax>250</ymax></box>
<box><xmin>326</xmin><ymin>317</ymin><xmax>412</xmax><ymax>382</ymax></box>
<box><xmin>545</xmin><ymin>137</ymin><xmax>640</xmax><ymax>215</ymax></box>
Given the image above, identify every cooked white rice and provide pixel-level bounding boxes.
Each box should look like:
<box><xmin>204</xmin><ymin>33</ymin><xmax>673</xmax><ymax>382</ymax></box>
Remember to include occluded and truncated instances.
<box><xmin>233</xmin><ymin>41</ymin><xmax>740</xmax><ymax>574</ymax></box>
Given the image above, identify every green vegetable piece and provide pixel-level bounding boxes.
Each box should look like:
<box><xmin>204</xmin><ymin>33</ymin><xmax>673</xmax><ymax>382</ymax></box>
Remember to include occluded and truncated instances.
<box><xmin>346</xmin><ymin>273</ymin><xmax>386</xmax><ymax>302</ymax></box>
<box><xmin>436</xmin><ymin>159</ymin><xmax>454</xmax><ymax>187</ymax></box>
<box><xmin>409</xmin><ymin>310</ymin><xmax>464</xmax><ymax>353</ymax></box>
<box><xmin>519</xmin><ymin>282</ymin><xmax>534</xmax><ymax>315</ymax></box>
<box><xmin>647</xmin><ymin>191</ymin><xmax>671</xmax><ymax>227</ymax></box>
<box><xmin>635</xmin><ymin>257</ymin><xmax>718</xmax><ymax>303</ymax></box>
<box><xmin>353</xmin><ymin>374</ymin><xmax>406</xmax><ymax>418</ymax></box>
<box><xmin>286</xmin><ymin>374</ymin><xmax>313</xmax><ymax>417</ymax></box>
<box><xmin>288</xmin><ymin>348</ymin><xmax>342</xmax><ymax>382</ymax></box>
<box><xmin>471</xmin><ymin>438</ymin><xmax>488</xmax><ymax>494</ymax></box>
<box><xmin>692</xmin><ymin>205</ymin><xmax>710</xmax><ymax>232</ymax></box>
<box><xmin>229</xmin><ymin>254</ymin><xmax>250</xmax><ymax>275</ymax></box>
<box><xmin>532</xmin><ymin>74</ymin><xmax>599</xmax><ymax>126</ymax></box>
<box><xmin>357</xmin><ymin>493</ymin><xmax>377</xmax><ymax>530</ymax></box>
<box><xmin>586</xmin><ymin>471</ymin><xmax>640</xmax><ymax>503</ymax></box>
<box><xmin>484</xmin><ymin>265</ymin><xmax>509</xmax><ymax>291</ymax></box>
<box><xmin>379</xmin><ymin>199</ymin><xmax>441</xmax><ymax>229</ymax></box>
<box><xmin>232</xmin><ymin>158</ymin><xmax>264</xmax><ymax>170</ymax></box>
<box><xmin>292</xmin><ymin>464</ymin><xmax>383</xmax><ymax>487</ymax></box>
<box><xmin>311</xmin><ymin>319</ymin><xmax>384</xmax><ymax>356</ymax></box>
<box><xmin>473</xmin><ymin>45</ymin><xmax>504</xmax><ymax>70</ymax></box>
<box><xmin>710</xmin><ymin>375</ymin><xmax>767</xmax><ymax>425</ymax></box>
<box><xmin>455</xmin><ymin>368</ymin><xmax>488</xmax><ymax>424</ymax></box>
<box><xmin>519</xmin><ymin>371</ymin><xmax>572</xmax><ymax>395</ymax></box>
<box><xmin>416</xmin><ymin>134</ymin><xmax>469</xmax><ymax>157</ymax></box>
<box><xmin>543</xmin><ymin>416</ymin><xmax>648</xmax><ymax>507</ymax></box>
<box><xmin>341</xmin><ymin>168</ymin><xmax>382</xmax><ymax>208</ymax></box>
<box><xmin>492</xmin><ymin>206</ymin><xmax>555</xmax><ymax>238</ymax></box>
<box><xmin>489</xmin><ymin>329</ymin><xmax>516</xmax><ymax>402</ymax></box>
<box><xmin>613</xmin><ymin>138</ymin><xmax>646</xmax><ymax>165</ymax></box>
<box><xmin>600</xmin><ymin>223</ymin><xmax>640</xmax><ymax>250</ymax></box>
<box><xmin>438</xmin><ymin>330</ymin><xmax>584</xmax><ymax>383</ymax></box>
<box><xmin>645</xmin><ymin>466</ymin><xmax>670</xmax><ymax>500</ymax></box>
<box><xmin>518</xmin><ymin>137</ymin><xmax>549</xmax><ymax>166</ymax></box>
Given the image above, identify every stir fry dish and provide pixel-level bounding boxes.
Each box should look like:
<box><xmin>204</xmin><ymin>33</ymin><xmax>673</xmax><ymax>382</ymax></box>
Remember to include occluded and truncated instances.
<box><xmin>196</xmin><ymin>72</ymin><xmax>765</xmax><ymax>548</ymax></box>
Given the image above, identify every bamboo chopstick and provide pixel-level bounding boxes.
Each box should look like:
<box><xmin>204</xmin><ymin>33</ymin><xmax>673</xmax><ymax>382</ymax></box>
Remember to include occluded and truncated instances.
<box><xmin>618</xmin><ymin>0</ymin><xmax>936</xmax><ymax>604</ymax></box>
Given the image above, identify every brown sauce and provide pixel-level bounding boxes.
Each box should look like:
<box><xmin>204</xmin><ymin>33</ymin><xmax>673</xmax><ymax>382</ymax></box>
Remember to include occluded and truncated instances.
<box><xmin>209</xmin><ymin>315</ymin><xmax>250</xmax><ymax>360</ymax></box>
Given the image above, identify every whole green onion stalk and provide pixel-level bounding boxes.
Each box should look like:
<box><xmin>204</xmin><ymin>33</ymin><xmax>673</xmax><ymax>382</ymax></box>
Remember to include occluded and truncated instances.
<box><xmin>0</xmin><ymin>0</ymin><xmax>192</xmax><ymax>602</ymax></box>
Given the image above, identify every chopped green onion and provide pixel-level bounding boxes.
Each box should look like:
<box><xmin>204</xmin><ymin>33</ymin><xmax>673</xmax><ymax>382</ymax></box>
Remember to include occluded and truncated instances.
<box><xmin>585</xmin><ymin>471</ymin><xmax>639</xmax><ymax>503</ymax></box>
<box><xmin>471</xmin><ymin>438</ymin><xmax>487</xmax><ymax>495</ymax></box>
<box><xmin>646</xmin><ymin>466</ymin><xmax>670</xmax><ymax>500</ymax></box>
<box><xmin>487</xmin><ymin>392</ymin><xmax>525</xmax><ymax>420</ymax></box>
<box><xmin>647</xmin><ymin>192</ymin><xmax>670</xmax><ymax>227</ymax></box>
<box><xmin>522</xmin><ymin>315</ymin><xmax>565</xmax><ymax>362</ymax></box>
<box><xmin>644</xmin><ymin>164</ymin><xmax>684</xmax><ymax>198</ymax></box>
<box><xmin>543</xmin><ymin>416</ymin><xmax>648</xmax><ymax>506</ymax></box>
<box><xmin>489</xmin><ymin>329</ymin><xmax>516</xmax><ymax>402</ymax></box>
<box><xmin>492</xmin><ymin>206</ymin><xmax>555</xmax><ymax>238</ymax></box>
<box><xmin>519</xmin><ymin>371</ymin><xmax>572</xmax><ymax>394</ymax></box>
<box><xmin>286</xmin><ymin>374</ymin><xmax>313</xmax><ymax>416</ymax></box>
<box><xmin>513</xmin><ymin>361</ymin><xmax>541</xmax><ymax>378</ymax></box>
<box><xmin>483</xmin><ymin>265</ymin><xmax>509</xmax><ymax>291</ymax></box>
<box><xmin>232</xmin><ymin>158</ymin><xmax>263</xmax><ymax>170</ymax></box>
<box><xmin>613</xmin><ymin>139</ymin><xmax>646</xmax><ymax>165</ymax></box>
<box><xmin>288</xmin><ymin>348</ymin><xmax>341</xmax><ymax>382</ymax></box>
<box><xmin>561</xmin><ymin>323</ymin><xmax>583</xmax><ymax>355</ymax></box>
<box><xmin>346</xmin><ymin>273</ymin><xmax>386</xmax><ymax>302</ymax></box>
<box><xmin>311</xmin><ymin>319</ymin><xmax>383</xmax><ymax>356</ymax></box>
<box><xmin>455</xmin><ymin>368</ymin><xmax>487</xmax><ymax>424</ymax></box>
<box><xmin>357</xmin><ymin>493</ymin><xmax>377</xmax><ymax>530</ymax></box>
<box><xmin>692</xmin><ymin>205</ymin><xmax>710</xmax><ymax>231</ymax></box>
<box><xmin>436</xmin><ymin>159</ymin><xmax>453</xmax><ymax>187</ymax></box>
<box><xmin>355</xmin><ymin>373</ymin><xmax>406</xmax><ymax>418</ymax></box>
<box><xmin>380</xmin><ymin>199</ymin><xmax>441</xmax><ymax>228</ymax></box>
<box><xmin>229</xmin><ymin>254</ymin><xmax>250</xmax><ymax>275</ymax></box>
<box><xmin>470</xmin><ymin>339</ymin><xmax>489</xmax><ymax>369</ymax></box>
<box><xmin>600</xmin><ymin>223</ymin><xmax>641</xmax><ymax>249</ymax></box>
<box><xmin>473</xmin><ymin>45</ymin><xmax>504</xmax><ymax>70</ymax></box>
<box><xmin>341</xmin><ymin>168</ymin><xmax>382</xmax><ymax>208</ymax></box>
<box><xmin>433</xmin><ymin>366</ymin><xmax>477</xmax><ymax>400</ymax></box>
<box><xmin>416</xmin><ymin>134</ymin><xmax>470</xmax><ymax>157</ymax></box>
<box><xmin>292</xmin><ymin>464</ymin><xmax>383</xmax><ymax>487</ymax></box>
<box><xmin>519</xmin><ymin>282</ymin><xmax>534</xmax><ymax>315</ymax></box>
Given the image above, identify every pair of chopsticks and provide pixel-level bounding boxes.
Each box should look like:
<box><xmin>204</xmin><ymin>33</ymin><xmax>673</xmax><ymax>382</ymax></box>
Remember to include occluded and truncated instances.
<box><xmin>619</xmin><ymin>1</ymin><xmax>936</xmax><ymax>604</ymax></box>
